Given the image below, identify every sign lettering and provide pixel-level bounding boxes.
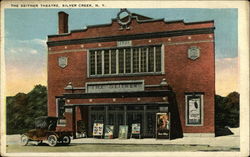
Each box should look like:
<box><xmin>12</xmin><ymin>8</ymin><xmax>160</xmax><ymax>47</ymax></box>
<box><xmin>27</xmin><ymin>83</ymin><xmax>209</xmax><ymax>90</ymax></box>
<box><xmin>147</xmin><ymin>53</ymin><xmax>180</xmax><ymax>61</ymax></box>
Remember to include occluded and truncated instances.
<box><xmin>86</xmin><ymin>80</ymin><xmax>144</xmax><ymax>93</ymax></box>
<box><xmin>117</xmin><ymin>40</ymin><xmax>132</xmax><ymax>47</ymax></box>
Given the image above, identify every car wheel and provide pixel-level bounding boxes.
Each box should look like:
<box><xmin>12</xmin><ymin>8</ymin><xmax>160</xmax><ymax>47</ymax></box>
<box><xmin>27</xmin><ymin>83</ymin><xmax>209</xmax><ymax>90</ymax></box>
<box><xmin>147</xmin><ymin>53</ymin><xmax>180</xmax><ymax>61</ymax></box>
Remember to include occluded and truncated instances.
<box><xmin>61</xmin><ymin>135</ymin><xmax>71</xmax><ymax>145</ymax></box>
<box><xmin>47</xmin><ymin>134</ymin><xmax>57</xmax><ymax>146</ymax></box>
<box><xmin>21</xmin><ymin>134</ymin><xmax>29</xmax><ymax>146</ymax></box>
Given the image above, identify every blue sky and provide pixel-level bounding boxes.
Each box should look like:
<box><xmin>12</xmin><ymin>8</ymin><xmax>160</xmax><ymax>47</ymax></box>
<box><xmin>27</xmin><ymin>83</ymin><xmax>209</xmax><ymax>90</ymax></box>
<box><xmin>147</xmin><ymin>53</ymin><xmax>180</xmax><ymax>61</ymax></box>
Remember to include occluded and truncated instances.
<box><xmin>4</xmin><ymin>8</ymin><xmax>238</xmax><ymax>96</ymax></box>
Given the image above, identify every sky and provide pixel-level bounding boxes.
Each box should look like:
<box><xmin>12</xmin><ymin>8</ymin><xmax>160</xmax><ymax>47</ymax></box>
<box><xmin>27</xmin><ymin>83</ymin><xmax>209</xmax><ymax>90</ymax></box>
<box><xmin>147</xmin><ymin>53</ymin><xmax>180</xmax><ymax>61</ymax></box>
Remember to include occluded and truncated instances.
<box><xmin>4</xmin><ymin>8</ymin><xmax>238</xmax><ymax>96</ymax></box>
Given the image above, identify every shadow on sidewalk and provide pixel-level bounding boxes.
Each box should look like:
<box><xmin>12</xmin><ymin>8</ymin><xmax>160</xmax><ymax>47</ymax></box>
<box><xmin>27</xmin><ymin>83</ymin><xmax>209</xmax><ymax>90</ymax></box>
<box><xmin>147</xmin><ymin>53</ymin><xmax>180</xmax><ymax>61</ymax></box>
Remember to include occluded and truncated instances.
<box><xmin>215</xmin><ymin>127</ymin><xmax>233</xmax><ymax>137</ymax></box>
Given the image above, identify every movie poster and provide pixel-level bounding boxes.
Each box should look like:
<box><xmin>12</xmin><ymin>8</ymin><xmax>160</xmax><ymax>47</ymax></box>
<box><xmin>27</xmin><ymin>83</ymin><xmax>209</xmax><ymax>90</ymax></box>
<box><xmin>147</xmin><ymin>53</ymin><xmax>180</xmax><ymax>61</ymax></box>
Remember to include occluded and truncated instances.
<box><xmin>118</xmin><ymin>125</ymin><xmax>128</xmax><ymax>139</ymax></box>
<box><xmin>156</xmin><ymin>113</ymin><xmax>170</xmax><ymax>139</ymax></box>
<box><xmin>131</xmin><ymin>123</ymin><xmax>140</xmax><ymax>134</ymax></box>
<box><xmin>93</xmin><ymin>122</ymin><xmax>104</xmax><ymax>136</ymax></box>
<box><xmin>188</xmin><ymin>97</ymin><xmax>201</xmax><ymax>125</ymax></box>
<box><xmin>104</xmin><ymin>125</ymin><xmax>114</xmax><ymax>139</ymax></box>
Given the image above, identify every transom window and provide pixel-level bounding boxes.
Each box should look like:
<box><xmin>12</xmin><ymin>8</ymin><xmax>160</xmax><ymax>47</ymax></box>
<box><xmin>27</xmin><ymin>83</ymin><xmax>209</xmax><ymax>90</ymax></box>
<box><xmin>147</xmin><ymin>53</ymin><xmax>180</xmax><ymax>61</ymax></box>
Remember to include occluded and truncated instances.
<box><xmin>89</xmin><ymin>45</ymin><xmax>163</xmax><ymax>76</ymax></box>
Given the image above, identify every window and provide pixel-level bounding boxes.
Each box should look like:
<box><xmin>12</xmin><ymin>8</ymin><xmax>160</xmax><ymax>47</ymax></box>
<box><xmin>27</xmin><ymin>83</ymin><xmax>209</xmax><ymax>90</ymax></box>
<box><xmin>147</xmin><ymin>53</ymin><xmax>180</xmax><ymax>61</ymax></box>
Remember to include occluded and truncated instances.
<box><xmin>89</xmin><ymin>45</ymin><xmax>163</xmax><ymax>76</ymax></box>
<box><xmin>141</xmin><ymin>47</ymin><xmax>147</xmax><ymax>72</ymax></box>
<box><xmin>90</xmin><ymin>52</ymin><xmax>95</xmax><ymax>75</ymax></box>
<box><xmin>155</xmin><ymin>46</ymin><xmax>162</xmax><ymax>72</ymax></box>
<box><xmin>118</xmin><ymin>49</ymin><xmax>124</xmax><ymax>73</ymax></box>
<box><xmin>185</xmin><ymin>93</ymin><xmax>204</xmax><ymax>126</ymax></box>
<box><xmin>96</xmin><ymin>50</ymin><xmax>102</xmax><ymax>74</ymax></box>
<box><xmin>133</xmin><ymin>48</ymin><xmax>139</xmax><ymax>73</ymax></box>
<box><xmin>148</xmin><ymin>47</ymin><xmax>154</xmax><ymax>72</ymax></box>
<box><xmin>125</xmin><ymin>48</ymin><xmax>131</xmax><ymax>73</ymax></box>
<box><xmin>111</xmin><ymin>49</ymin><xmax>116</xmax><ymax>74</ymax></box>
<box><xmin>104</xmin><ymin>50</ymin><xmax>110</xmax><ymax>74</ymax></box>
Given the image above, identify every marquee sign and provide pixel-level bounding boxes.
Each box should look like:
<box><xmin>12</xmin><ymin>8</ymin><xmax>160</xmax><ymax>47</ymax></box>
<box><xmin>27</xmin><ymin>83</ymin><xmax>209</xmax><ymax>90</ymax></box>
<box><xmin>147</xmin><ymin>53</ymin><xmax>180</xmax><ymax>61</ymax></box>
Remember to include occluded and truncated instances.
<box><xmin>86</xmin><ymin>80</ymin><xmax>144</xmax><ymax>93</ymax></box>
<box><xmin>188</xmin><ymin>46</ymin><xmax>200</xmax><ymax>60</ymax></box>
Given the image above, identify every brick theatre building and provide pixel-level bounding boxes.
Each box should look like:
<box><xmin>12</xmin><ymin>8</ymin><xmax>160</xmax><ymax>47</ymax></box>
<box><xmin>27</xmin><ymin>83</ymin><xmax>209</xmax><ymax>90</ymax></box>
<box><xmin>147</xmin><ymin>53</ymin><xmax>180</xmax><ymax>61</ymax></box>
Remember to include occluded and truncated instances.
<box><xmin>47</xmin><ymin>9</ymin><xmax>215</xmax><ymax>139</ymax></box>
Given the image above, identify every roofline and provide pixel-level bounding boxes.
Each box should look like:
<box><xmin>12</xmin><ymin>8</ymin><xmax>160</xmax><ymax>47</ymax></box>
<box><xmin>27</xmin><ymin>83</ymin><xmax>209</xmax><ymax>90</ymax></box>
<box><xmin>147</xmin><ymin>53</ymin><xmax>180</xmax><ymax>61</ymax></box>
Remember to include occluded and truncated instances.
<box><xmin>47</xmin><ymin>27</ymin><xmax>215</xmax><ymax>47</ymax></box>
<box><xmin>48</xmin><ymin>17</ymin><xmax>214</xmax><ymax>38</ymax></box>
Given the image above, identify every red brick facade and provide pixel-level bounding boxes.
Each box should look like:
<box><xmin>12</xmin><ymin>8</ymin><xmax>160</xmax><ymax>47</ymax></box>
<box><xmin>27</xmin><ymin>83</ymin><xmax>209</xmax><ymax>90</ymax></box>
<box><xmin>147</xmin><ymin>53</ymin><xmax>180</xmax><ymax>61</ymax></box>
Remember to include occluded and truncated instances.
<box><xmin>47</xmin><ymin>10</ymin><xmax>215</xmax><ymax>137</ymax></box>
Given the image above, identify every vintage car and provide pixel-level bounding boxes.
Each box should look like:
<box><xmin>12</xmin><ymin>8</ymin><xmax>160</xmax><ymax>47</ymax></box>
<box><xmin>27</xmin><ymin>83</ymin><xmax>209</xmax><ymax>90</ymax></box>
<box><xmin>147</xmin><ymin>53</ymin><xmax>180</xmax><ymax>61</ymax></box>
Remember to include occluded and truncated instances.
<box><xmin>20</xmin><ymin>116</ymin><xmax>72</xmax><ymax>146</ymax></box>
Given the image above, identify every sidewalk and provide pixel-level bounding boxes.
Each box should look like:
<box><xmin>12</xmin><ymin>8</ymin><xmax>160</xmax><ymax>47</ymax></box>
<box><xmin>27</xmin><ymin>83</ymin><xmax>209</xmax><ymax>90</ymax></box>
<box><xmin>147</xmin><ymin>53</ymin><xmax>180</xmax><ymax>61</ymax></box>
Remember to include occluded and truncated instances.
<box><xmin>6</xmin><ymin>128</ymin><xmax>240</xmax><ymax>148</ymax></box>
<box><xmin>73</xmin><ymin>127</ymin><xmax>239</xmax><ymax>148</ymax></box>
<box><xmin>72</xmin><ymin>135</ymin><xmax>239</xmax><ymax>148</ymax></box>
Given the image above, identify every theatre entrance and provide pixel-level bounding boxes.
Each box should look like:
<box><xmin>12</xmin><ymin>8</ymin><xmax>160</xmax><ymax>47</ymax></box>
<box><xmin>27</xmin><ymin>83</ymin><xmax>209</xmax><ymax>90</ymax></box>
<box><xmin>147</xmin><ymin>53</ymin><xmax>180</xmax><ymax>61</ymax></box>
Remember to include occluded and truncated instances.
<box><xmin>87</xmin><ymin>104</ymin><xmax>167</xmax><ymax>138</ymax></box>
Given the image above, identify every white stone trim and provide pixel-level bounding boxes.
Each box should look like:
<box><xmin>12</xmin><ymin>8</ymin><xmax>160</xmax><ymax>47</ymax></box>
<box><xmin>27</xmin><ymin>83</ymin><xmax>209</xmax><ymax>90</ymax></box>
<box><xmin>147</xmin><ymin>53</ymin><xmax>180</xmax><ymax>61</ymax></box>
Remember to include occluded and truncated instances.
<box><xmin>167</xmin><ymin>39</ymin><xmax>214</xmax><ymax>46</ymax></box>
<box><xmin>183</xmin><ymin>133</ymin><xmax>215</xmax><ymax>137</ymax></box>
<box><xmin>48</xmin><ymin>49</ymin><xmax>87</xmax><ymax>54</ymax></box>
<box><xmin>101</xmin><ymin>50</ymin><xmax>104</xmax><ymax>75</ymax></box>
<box><xmin>161</xmin><ymin>44</ymin><xmax>165</xmax><ymax>74</ymax></box>
<box><xmin>85</xmin><ymin>80</ymin><xmax>145</xmax><ymax>93</ymax></box>
<box><xmin>55</xmin><ymin>98</ymin><xmax>59</xmax><ymax>117</ymax></box>
<box><xmin>87</xmin><ymin>50</ymin><xmax>89</xmax><ymax>77</ymax></box>
<box><xmin>47</xmin><ymin>40</ymin><xmax>214</xmax><ymax>55</ymax></box>
<box><xmin>116</xmin><ymin>49</ymin><xmax>119</xmax><ymax>74</ymax></box>
<box><xmin>153</xmin><ymin>46</ymin><xmax>156</xmax><ymax>72</ymax></box>
<box><xmin>109</xmin><ymin>49</ymin><xmax>111</xmax><ymax>74</ymax></box>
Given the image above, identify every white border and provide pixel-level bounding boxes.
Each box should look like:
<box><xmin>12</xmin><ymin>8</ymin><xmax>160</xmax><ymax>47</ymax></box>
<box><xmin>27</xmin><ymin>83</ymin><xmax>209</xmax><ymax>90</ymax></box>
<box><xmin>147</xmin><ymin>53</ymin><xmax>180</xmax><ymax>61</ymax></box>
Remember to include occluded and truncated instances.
<box><xmin>1</xmin><ymin>1</ymin><xmax>249</xmax><ymax>157</ymax></box>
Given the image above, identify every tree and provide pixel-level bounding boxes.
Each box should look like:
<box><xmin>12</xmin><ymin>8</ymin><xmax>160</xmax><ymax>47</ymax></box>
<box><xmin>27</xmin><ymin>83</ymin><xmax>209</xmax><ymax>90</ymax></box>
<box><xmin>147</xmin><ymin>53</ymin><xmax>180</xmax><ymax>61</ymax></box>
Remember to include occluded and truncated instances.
<box><xmin>215</xmin><ymin>91</ymin><xmax>239</xmax><ymax>127</ymax></box>
<box><xmin>6</xmin><ymin>85</ymin><xmax>47</xmax><ymax>134</ymax></box>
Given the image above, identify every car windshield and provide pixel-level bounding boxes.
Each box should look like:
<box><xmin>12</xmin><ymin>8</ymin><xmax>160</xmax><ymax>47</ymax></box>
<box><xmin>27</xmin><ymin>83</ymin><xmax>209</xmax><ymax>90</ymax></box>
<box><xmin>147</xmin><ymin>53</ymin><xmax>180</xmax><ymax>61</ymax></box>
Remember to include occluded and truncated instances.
<box><xmin>35</xmin><ymin>116</ymin><xmax>58</xmax><ymax>130</ymax></box>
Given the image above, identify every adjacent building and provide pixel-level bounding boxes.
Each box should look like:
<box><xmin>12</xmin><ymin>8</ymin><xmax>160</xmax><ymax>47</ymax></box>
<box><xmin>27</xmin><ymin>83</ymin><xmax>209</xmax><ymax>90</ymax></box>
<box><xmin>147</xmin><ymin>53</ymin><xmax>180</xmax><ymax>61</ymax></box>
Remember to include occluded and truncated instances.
<box><xmin>47</xmin><ymin>9</ymin><xmax>215</xmax><ymax>138</ymax></box>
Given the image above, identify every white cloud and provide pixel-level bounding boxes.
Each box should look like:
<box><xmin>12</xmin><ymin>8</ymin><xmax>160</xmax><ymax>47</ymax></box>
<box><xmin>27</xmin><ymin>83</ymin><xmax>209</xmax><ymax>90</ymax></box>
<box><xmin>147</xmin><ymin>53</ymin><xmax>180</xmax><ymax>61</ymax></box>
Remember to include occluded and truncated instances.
<box><xmin>19</xmin><ymin>38</ymin><xmax>46</xmax><ymax>47</ymax></box>
<box><xmin>8</xmin><ymin>47</ymin><xmax>39</xmax><ymax>55</ymax></box>
<box><xmin>32</xmin><ymin>38</ymin><xmax>46</xmax><ymax>46</ymax></box>
<box><xmin>30</xmin><ymin>49</ymin><xmax>38</xmax><ymax>54</ymax></box>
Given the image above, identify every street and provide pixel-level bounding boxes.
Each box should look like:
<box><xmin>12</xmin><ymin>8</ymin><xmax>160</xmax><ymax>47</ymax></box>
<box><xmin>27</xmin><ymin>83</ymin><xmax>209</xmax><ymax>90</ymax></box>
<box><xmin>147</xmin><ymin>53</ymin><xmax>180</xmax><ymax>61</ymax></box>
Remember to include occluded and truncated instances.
<box><xmin>5</xmin><ymin>128</ymin><xmax>240</xmax><ymax>152</ymax></box>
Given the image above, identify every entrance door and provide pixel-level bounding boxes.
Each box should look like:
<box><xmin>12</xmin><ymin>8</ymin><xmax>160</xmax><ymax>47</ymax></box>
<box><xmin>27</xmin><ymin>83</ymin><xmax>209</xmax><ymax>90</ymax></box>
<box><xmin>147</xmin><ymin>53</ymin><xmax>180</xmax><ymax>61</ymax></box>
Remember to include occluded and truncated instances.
<box><xmin>108</xmin><ymin>112</ymin><xmax>124</xmax><ymax>138</ymax></box>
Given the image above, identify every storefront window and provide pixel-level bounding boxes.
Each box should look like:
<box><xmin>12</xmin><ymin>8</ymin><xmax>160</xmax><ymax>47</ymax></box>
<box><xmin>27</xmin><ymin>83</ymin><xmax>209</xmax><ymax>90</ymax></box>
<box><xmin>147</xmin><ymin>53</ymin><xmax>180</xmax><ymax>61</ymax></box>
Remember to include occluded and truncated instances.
<box><xmin>89</xmin><ymin>44</ymin><xmax>163</xmax><ymax>76</ymax></box>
